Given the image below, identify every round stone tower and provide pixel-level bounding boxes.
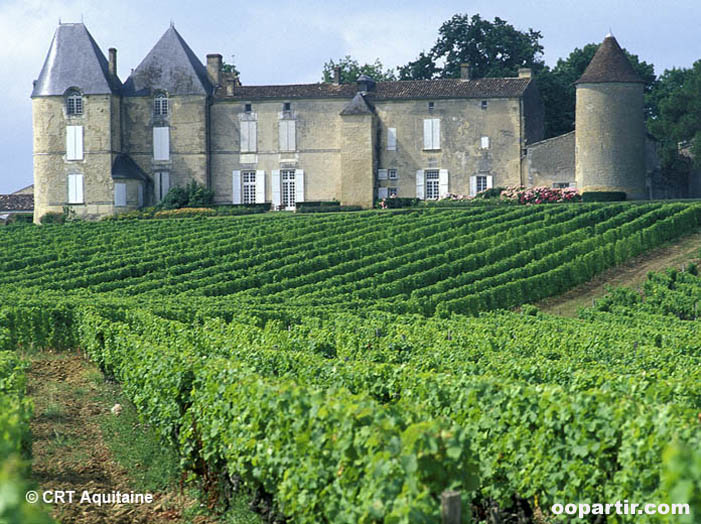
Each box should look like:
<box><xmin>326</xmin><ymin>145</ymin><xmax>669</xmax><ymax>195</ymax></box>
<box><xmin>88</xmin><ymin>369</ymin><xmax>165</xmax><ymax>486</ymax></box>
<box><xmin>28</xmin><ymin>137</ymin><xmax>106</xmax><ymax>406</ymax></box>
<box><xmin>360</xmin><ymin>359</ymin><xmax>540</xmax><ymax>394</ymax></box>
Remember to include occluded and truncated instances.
<box><xmin>575</xmin><ymin>34</ymin><xmax>647</xmax><ymax>199</ymax></box>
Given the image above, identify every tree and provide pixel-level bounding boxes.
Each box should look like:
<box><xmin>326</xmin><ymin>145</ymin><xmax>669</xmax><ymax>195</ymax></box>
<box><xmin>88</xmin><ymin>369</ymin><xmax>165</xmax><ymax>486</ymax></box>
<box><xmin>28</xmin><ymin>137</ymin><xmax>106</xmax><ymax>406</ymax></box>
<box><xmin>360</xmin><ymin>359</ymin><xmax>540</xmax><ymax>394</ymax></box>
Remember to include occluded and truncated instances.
<box><xmin>398</xmin><ymin>14</ymin><xmax>544</xmax><ymax>80</ymax></box>
<box><xmin>648</xmin><ymin>61</ymin><xmax>701</xmax><ymax>171</ymax></box>
<box><xmin>220</xmin><ymin>55</ymin><xmax>240</xmax><ymax>78</ymax></box>
<box><xmin>537</xmin><ymin>44</ymin><xmax>656</xmax><ymax>138</ymax></box>
<box><xmin>322</xmin><ymin>56</ymin><xmax>396</xmax><ymax>84</ymax></box>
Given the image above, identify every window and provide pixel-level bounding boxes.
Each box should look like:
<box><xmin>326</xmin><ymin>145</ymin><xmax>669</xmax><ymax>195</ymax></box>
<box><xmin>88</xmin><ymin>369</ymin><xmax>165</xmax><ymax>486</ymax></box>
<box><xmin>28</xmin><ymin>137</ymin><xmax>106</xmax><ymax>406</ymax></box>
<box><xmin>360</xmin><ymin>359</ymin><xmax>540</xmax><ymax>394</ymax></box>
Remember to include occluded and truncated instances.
<box><xmin>377</xmin><ymin>169</ymin><xmax>388</xmax><ymax>181</ymax></box>
<box><xmin>241</xmin><ymin>120</ymin><xmax>257</xmax><ymax>153</ymax></box>
<box><xmin>553</xmin><ymin>182</ymin><xmax>572</xmax><ymax>189</ymax></box>
<box><xmin>476</xmin><ymin>175</ymin><xmax>488</xmax><ymax>193</ymax></box>
<box><xmin>242</xmin><ymin>171</ymin><xmax>256</xmax><ymax>204</ymax></box>
<box><xmin>153</xmin><ymin>95</ymin><xmax>168</xmax><ymax>117</ymax></box>
<box><xmin>425</xmin><ymin>170</ymin><xmax>440</xmax><ymax>200</ymax></box>
<box><xmin>283</xmin><ymin>102</ymin><xmax>291</xmax><ymax>111</ymax></box>
<box><xmin>378</xmin><ymin>187</ymin><xmax>388</xmax><ymax>199</ymax></box>
<box><xmin>423</xmin><ymin>118</ymin><xmax>440</xmax><ymax>150</ymax></box>
<box><xmin>153</xmin><ymin>127</ymin><xmax>170</xmax><ymax>161</ymax></box>
<box><xmin>244</xmin><ymin>103</ymin><xmax>252</xmax><ymax>113</ymax></box>
<box><xmin>281</xmin><ymin>170</ymin><xmax>296</xmax><ymax>209</ymax></box>
<box><xmin>388</xmin><ymin>187</ymin><xmax>398</xmax><ymax>197</ymax></box>
<box><xmin>387</xmin><ymin>127</ymin><xmax>397</xmax><ymax>151</ymax></box>
<box><xmin>481</xmin><ymin>136</ymin><xmax>490</xmax><ymax>149</ymax></box>
<box><xmin>66</xmin><ymin>126</ymin><xmax>84</xmax><ymax>160</ymax></box>
<box><xmin>469</xmin><ymin>174</ymin><xmax>492</xmax><ymax>196</ymax></box>
<box><xmin>114</xmin><ymin>183</ymin><xmax>127</xmax><ymax>207</ymax></box>
<box><xmin>66</xmin><ymin>92</ymin><xmax>83</xmax><ymax>115</ymax></box>
<box><xmin>481</xmin><ymin>100</ymin><xmax>488</xmax><ymax>110</ymax></box>
<box><xmin>67</xmin><ymin>174</ymin><xmax>84</xmax><ymax>204</ymax></box>
<box><xmin>428</xmin><ymin>101</ymin><xmax>434</xmax><ymax>112</ymax></box>
<box><xmin>388</xmin><ymin>168</ymin><xmax>398</xmax><ymax>180</ymax></box>
<box><xmin>155</xmin><ymin>171</ymin><xmax>170</xmax><ymax>201</ymax></box>
<box><xmin>279</xmin><ymin>119</ymin><xmax>296</xmax><ymax>152</ymax></box>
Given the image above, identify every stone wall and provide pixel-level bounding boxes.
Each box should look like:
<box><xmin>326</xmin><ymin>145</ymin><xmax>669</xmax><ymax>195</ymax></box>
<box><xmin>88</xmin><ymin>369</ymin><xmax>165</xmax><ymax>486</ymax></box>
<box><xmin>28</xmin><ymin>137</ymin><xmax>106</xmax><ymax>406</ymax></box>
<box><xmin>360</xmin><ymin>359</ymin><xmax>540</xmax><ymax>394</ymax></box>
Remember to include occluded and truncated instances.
<box><xmin>525</xmin><ymin>131</ymin><xmax>575</xmax><ymax>188</ymax></box>
<box><xmin>575</xmin><ymin>82</ymin><xmax>646</xmax><ymax>199</ymax></box>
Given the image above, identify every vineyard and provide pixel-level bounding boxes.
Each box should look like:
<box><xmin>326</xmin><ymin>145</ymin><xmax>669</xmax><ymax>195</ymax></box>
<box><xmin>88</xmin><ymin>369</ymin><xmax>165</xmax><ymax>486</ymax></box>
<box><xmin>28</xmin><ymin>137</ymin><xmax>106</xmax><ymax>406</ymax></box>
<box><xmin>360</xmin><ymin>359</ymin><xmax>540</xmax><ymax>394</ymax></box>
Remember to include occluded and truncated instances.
<box><xmin>1</xmin><ymin>202</ymin><xmax>701</xmax><ymax>523</ymax></box>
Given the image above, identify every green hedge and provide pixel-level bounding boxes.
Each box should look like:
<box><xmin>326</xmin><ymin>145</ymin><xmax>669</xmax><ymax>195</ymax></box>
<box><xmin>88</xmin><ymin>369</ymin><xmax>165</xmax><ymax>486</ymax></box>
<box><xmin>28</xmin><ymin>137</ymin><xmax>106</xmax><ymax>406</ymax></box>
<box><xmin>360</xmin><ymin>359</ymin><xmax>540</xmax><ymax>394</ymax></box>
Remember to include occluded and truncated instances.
<box><xmin>297</xmin><ymin>205</ymin><xmax>362</xmax><ymax>213</ymax></box>
<box><xmin>582</xmin><ymin>191</ymin><xmax>627</xmax><ymax>202</ymax></box>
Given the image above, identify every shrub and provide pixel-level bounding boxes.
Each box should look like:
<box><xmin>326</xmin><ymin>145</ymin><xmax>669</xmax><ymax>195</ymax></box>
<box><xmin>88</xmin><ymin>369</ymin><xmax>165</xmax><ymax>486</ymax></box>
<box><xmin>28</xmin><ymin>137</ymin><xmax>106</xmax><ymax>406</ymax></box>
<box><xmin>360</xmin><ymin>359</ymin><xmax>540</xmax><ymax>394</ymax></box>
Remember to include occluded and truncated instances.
<box><xmin>153</xmin><ymin>208</ymin><xmax>216</xmax><ymax>219</ymax></box>
<box><xmin>501</xmin><ymin>186</ymin><xmax>581</xmax><ymax>204</ymax></box>
<box><xmin>377</xmin><ymin>196</ymin><xmax>420</xmax><ymax>209</ymax></box>
<box><xmin>582</xmin><ymin>191</ymin><xmax>626</xmax><ymax>202</ymax></box>
<box><xmin>39</xmin><ymin>212</ymin><xmax>65</xmax><ymax>225</ymax></box>
<box><xmin>158</xmin><ymin>181</ymin><xmax>215</xmax><ymax>210</ymax></box>
<box><xmin>215</xmin><ymin>204</ymin><xmax>269</xmax><ymax>216</ymax></box>
<box><xmin>297</xmin><ymin>205</ymin><xmax>362</xmax><ymax>213</ymax></box>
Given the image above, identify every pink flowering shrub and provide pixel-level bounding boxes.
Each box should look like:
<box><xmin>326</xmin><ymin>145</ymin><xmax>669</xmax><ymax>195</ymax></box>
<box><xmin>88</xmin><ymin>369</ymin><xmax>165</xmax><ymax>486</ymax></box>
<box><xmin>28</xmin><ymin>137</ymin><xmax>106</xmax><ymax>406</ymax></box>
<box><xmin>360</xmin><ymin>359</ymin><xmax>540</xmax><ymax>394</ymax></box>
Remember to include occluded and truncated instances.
<box><xmin>500</xmin><ymin>186</ymin><xmax>581</xmax><ymax>204</ymax></box>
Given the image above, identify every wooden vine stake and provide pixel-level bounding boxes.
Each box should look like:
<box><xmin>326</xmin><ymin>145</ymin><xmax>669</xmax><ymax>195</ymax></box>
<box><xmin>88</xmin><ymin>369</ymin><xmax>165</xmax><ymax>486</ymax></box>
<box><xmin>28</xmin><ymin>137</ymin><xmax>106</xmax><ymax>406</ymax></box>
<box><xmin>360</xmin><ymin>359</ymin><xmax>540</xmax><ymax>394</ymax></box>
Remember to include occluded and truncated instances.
<box><xmin>441</xmin><ymin>490</ymin><xmax>461</xmax><ymax>524</ymax></box>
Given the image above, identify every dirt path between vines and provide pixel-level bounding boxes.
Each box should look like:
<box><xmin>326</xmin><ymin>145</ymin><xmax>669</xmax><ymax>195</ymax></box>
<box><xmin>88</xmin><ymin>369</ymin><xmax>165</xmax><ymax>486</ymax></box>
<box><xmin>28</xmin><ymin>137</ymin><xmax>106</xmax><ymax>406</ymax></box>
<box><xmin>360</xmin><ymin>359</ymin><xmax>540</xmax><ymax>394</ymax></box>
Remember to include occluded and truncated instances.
<box><xmin>536</xmin><ymin>230</ymin><xmax>701</xmax><ymax>317</ymax></box>
<box><xmin>27</xmin><ymin>351</ymin><xmax>207</xmax><ymax>524</ymax></box>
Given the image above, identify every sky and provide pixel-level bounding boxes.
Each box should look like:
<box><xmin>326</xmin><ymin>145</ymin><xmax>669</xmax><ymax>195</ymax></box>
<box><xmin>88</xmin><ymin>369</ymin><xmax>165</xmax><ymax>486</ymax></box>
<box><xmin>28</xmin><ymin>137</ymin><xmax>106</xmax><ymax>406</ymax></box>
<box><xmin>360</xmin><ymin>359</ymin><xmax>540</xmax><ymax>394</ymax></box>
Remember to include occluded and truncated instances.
<box><xmin>1</xmin><ymin>0</ymin><xmax>699</xmax><ymax>194</ymax></box>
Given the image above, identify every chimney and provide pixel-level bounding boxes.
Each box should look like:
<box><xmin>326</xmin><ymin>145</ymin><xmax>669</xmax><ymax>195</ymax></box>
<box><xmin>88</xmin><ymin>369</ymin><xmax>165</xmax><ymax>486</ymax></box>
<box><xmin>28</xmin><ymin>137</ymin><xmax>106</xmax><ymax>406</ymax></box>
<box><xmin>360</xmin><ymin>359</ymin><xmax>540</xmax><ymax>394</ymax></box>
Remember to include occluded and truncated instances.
<box><xmin>460</xmin><ymin>63</ymin><xmax>470</xmax><ymax>80</ymax></box>
<box><xmin>518</xmin><ymin>68</ymin><xmax>532</xmax><ymax>79</ymax></box>
<box><xmin>333</xmin><ymin>66</ymin><xmax>341</xmax><ymax>85</ymax></box>
<box><xmin>108</xmin><ymin>48</ymin><xmax>117</xmax><ymax>77</ymax></box>
<box><xmin>207</xmin><ymin>53</ymin><xmax>223</xmax><ymax>86</ymax></box>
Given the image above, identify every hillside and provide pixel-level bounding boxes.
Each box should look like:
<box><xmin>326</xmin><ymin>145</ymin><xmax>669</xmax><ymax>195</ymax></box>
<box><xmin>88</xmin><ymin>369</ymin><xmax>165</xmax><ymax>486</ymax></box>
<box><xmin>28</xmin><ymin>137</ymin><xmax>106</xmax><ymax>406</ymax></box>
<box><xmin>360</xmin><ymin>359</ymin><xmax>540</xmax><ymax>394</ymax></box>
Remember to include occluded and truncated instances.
<box><xmin>1</xmin><ymin>203</ymin><xmax>700</xmax><ymax>523</ymax></box>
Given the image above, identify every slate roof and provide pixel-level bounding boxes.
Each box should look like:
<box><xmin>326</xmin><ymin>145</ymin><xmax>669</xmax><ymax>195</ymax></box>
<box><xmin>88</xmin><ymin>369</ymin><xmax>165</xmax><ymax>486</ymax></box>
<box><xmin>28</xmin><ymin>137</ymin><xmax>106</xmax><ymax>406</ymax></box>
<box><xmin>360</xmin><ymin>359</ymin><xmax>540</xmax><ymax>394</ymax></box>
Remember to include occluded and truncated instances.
<box><xmin>111</xmin><ymin>154</ymin><xmax>149</xmax><ymax>182</ymax></box>
<box><xmin>32</xmin><ymin>23</ymin><xmax>121</xmax><ymax>97</ymax></box>
<box><xmin>340</xmin><ymin>93</ymin><xmax>374</xmax><ymax>115</ymax></box>
<box><xmin>576</xmin><ymin>35</ymin><xmax>644</xmax><ymax>84</ymax></box>
<box><xmin>122</xmin><ymin>26</ymin><xmax>213</xmax><ymax>96</ymax></box>
<box><xmin>226</xmin><ymin>77</ymin><xmax>532</xmax><ymax>101</ymax></box>
<box><xmin>0</xmin><ymin>195</ymin><xmax>34</xmax><ymax>212</ymax></box>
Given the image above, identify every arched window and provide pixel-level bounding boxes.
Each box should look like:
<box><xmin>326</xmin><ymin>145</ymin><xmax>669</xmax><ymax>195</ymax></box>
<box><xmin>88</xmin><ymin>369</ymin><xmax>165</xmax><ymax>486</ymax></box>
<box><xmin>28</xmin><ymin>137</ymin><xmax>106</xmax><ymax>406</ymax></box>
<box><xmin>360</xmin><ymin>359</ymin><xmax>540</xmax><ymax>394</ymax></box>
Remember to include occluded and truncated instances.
<box><xmin>153</xmin><ymin>94</ymin><xmax>168</xmax><ymax>117</ymax></box>
<box><xmin>66</xmin><ymin>90</ymin><xmax>83</xmax><ymax>115</ymax></box>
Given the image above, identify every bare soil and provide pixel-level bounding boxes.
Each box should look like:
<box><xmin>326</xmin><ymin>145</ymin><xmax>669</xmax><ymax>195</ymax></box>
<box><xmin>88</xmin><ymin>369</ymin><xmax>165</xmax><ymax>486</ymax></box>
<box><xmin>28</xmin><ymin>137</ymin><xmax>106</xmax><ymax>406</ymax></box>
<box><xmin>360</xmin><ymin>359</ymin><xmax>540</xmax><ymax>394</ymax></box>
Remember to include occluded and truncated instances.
<box><xmin>27</xmin><ymin>351</ymin><xmax>212</xmax><ymax>524</ymax></box>
<box><xmin>536</xmin><ymin>230</ymin><xmax>701</xmax><ymax>317</ymax></box>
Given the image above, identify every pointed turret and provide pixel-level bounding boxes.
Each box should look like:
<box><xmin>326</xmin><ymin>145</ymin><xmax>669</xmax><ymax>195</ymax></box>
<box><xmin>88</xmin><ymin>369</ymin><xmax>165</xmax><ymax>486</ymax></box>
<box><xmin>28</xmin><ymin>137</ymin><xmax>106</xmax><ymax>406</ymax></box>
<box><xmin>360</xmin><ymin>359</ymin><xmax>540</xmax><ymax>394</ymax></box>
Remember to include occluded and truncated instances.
<box><xmin>122</xmin><ymin>26</ymin><xmax>212</xmax><ymax>96</ymax></box>
<box><xmin>32</xmin><ymin>23</ymin><xmax>120</xmax><ymax>97</ymax></box>
<box><xmin>576</xmin><ymin>34</ymin><xmax>643</xmax><ymax>84</ymax></box>
<box><xmin>575</xmin><ymin>34</ymin><xmax>647</xmax><ymax>199</ymax></box>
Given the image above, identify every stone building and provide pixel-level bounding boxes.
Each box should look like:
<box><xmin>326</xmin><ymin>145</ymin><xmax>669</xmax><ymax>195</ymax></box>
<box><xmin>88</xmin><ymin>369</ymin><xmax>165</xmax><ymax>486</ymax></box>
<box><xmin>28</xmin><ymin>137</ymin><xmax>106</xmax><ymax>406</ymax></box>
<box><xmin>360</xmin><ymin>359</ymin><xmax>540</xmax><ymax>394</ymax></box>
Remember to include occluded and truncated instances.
<box><xmin>31</xmin><ymin>23</ymin><xmax>545</xmax><ymax>221</ymax></box>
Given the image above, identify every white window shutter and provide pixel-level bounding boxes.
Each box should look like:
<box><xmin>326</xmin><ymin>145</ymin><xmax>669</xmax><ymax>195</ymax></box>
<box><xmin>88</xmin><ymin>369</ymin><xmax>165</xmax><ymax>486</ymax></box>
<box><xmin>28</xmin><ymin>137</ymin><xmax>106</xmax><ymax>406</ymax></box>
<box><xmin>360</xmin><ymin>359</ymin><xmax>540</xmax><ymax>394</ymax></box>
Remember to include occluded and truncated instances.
<box><xmin>76</xmin><ymin>174</ymin><xmax>83</xmax><ymax>203</ymax></box>
<box><xmin>481</xmin><ymin>136</ymin><xmax>490</xmax><ymax>149</ymax></box>
<box><xmin>153</xmin><ymin>127</ymin><xmax>169</xmax><ymax>161</ymax></box>
<box><xmin>378</xmin><ymin>187</ymin><xmax>388</xmax><ymax>199</ymax></box>
<box><xmin>158</xmin><ymin>172</ymin><xmax>170</xmax><ymax>200</ymax></box>
<box><xmin>469</xmin><ymin>175</ymin><xmax>477</xmax><ymax>196</ymax></box>
<box><xmin>416</xmin><ymin>170</ymin><xmax>425</xmax><ymax>200</ymax></box>
<box><xmin>66</xmin><ymin>127</ymin><xmax>75</xmax><ymax>160</ymax></box>
<box><xmin>432</xmin><ymin>119</ymin><xmax>440</xmax><ymax>150</ymax></box>
<box><xmin>68</xmin><ymin>174</ymin><xmax>75</xmax><ymax>203</ymax></box>
<box><xmin>278</xmin><ymin>121</ymin><xmax>287</xmax><ymax>151</ymax></box>
<box><xmin>423</xmin><ymin>119</ymin><xmax>432</xmax><ymax>149</ymax></box>
<box><xmin>240</xmin><ymin>122</ymin><xmax>249</xmax><ymax>152</ymax></box>
<box><xmin>439</xmin><ymin>169</ymin><xmax>449</xmax><ymax>197</ymax></box>
<box><xmin>249</xmin><ymin>121</ymin><xmax>257</xmax><ymax>152</ymax></box>
<box><xmin>67</xmin><ymin>126</ymin><xmax>83</xmax><ymax>160</ymax></box>
<box><xmin>272</xmin><ymin>170</ymin><xmax>281</xmax><ymax>208</ymax></box>
<box><xmin>288</xmin><ymin>120</ymin><xmax>296</xmax><ymax>151</ymax></box>
<box><xmin>378</xmin><ymin>169</ymin><xmax>388</xmax><ymax>180</ymax></box>
<box><xmin>387</xmin><ymin>128</ymin><xmax>397</xmax><ymax>151</ymax></box>
<box><xmin>255</xmin><ymin>170</ymin><xmax>266</xmax><ymax>203</ymax></box>
<box><xmin>232</xmin><ymin>170</ymin><xmax>242</xmax><ymax>204</ymax></box>
<box><xmin>295</xmin><ymin>169</ymin><xmax>305</xmax><ymax>204</ymax></box>
<box><xmin>114</xmin><ymin>183</ymin><xmax>127</xmax><ymax>206</ymax></box>
<box><xmin>137</xmin><ymin>184</ymin><xmax>144</xmax><ymax>207</ymax></box>
<box><xmin>486</xmin><ymin>175</ymin><xmax>493</xmax><ymax>189</ymax></box>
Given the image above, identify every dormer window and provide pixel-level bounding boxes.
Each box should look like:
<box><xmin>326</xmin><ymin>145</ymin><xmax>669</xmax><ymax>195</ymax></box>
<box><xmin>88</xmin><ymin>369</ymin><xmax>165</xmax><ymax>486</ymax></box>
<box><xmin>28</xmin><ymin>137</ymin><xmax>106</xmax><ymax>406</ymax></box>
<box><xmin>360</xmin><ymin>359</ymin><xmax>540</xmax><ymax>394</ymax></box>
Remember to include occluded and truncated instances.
<box><xmin>66</xmin><ymin>91</ymin><xmax>83</xmax><ymax>116</ymax></box>
<box><xmin>153</xmin><ymin>94</ymin><xmax>168</xmax><ymax>117</ymax></box>
<box><xmin>428</xmin><ymin>101</ymin><xmax>435</xmax><ymax>112</ymax></box>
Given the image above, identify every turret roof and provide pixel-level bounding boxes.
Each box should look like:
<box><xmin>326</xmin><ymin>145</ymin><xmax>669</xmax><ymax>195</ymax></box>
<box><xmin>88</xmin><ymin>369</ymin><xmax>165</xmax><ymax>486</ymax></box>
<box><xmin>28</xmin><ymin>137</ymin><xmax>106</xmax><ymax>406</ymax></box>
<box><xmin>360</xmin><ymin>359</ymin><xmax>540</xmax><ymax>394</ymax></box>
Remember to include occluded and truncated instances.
<box><xmin>340</xmin><ymin>92</ymin><xmax>374</xmax><ymax>115</ymax></box>
<box><xmin>576</xmin><ymin>35</ymin><xmax>644</xmax><ymax>84</ymax></box>
<box><xmin>122</xmin><ymin>26</ymin><xmax>212</xmax><ymax>96</ymax></box>
<box><xmin>31</xmin><ymin>23</ymin><xmax>121</xmax><ymax>97</ymax></box>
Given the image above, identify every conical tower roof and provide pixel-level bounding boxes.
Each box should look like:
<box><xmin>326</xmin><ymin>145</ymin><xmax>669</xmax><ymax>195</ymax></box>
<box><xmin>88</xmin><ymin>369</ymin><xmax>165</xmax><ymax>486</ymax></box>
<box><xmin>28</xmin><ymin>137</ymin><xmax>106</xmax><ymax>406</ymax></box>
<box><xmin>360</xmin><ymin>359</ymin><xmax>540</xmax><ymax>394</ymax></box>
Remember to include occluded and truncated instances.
<box><xmin>122</xmin><ymin>25</ymin><xmax>212</xmax><ymax>96</ymax></box>
<box><xmin>32</xmin><ymin>23</ymin><xmax>121</xmax><ymax>97</ymax></box>
<box><xmin>576</xmin><ymin>34</ymin><xmax>644</xmax><ymax>84</ymax></box>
